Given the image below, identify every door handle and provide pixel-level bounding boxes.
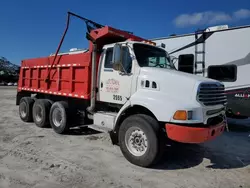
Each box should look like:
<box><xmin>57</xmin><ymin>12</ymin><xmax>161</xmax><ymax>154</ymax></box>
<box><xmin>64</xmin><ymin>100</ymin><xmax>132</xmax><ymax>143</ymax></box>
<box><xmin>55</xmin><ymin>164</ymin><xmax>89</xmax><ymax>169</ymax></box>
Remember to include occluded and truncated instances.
<box><xmin>101</xmin><ymin>82</ymin><xmax>103</xmax><ymax>88</ymax></box>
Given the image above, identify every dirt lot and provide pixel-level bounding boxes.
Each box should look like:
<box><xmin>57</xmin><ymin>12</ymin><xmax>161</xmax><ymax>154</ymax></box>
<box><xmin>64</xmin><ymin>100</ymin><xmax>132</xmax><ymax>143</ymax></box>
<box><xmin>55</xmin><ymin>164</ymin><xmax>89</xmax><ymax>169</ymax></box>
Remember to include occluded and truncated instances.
<box><xmin>0</xmin><ymin>87</ymin><xmax>250</xmax><ymax>188</ymax></box>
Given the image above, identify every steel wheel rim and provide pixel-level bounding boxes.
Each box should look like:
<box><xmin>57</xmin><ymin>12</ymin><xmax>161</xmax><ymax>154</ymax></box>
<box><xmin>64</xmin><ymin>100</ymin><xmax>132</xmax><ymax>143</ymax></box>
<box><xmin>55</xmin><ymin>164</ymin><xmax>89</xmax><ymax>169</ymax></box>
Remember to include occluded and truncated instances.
<box><xmin>125</xmin><ymin>127</ymin><xmax>148</xmax><ymax>157</ymax></box>
<box><xmin>35</xmin><ymin>105</ymin><xmax>43</xmax><ymax>122</ymax></box>
<box><xmin>19</xmin><ymin>102</ymin><xmax>27</xmax><ymax>118</ymax></box>
<box><xmin>52</xmin><ymin>108</ymin><xmax>62</xmax><ymax>127</ymax></box>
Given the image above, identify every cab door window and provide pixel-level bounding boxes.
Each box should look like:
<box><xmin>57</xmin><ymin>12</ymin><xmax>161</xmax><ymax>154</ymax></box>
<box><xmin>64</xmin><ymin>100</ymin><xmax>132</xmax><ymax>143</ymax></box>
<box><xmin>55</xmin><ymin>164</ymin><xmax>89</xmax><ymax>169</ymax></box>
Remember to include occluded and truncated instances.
<box><xmin>104</xmin><ymin>46</ymin><xmax>132</xmax><ymax>73</ymax></box>
<box><xmin>104</xmin><ymin>48</ymin><xmax>113</xmax><ymax>69</ymax></box>
<box><xmin>121</xmin><ymin>47</ymin><xmax>132</xmax><ymax>73</ymax></box>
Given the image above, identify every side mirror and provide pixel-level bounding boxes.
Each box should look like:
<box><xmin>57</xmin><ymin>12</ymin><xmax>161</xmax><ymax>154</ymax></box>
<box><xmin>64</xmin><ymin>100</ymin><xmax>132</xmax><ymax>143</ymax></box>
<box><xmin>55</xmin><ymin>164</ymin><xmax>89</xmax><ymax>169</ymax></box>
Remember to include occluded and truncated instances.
<box><xmin>112</xmin><ymin>44</ymin><xmax>123</xmax><ymax>71</ymax></box>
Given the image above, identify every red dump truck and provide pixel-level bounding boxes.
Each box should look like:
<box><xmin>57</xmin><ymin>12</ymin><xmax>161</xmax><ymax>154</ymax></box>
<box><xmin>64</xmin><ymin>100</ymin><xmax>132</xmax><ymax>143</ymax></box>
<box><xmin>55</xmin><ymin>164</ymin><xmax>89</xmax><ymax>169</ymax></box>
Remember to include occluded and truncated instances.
<box><xmin>16</xmin><ymin>12</ymin><xmax>226</xmax><ymax>167</ymax></box>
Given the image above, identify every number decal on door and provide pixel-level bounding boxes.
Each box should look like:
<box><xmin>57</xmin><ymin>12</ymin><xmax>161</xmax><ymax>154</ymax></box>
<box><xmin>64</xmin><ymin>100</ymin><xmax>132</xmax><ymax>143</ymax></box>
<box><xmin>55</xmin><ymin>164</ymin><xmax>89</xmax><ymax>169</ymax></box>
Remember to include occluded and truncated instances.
<box><xmin>113</xmin><ymin>95</ymin><xmax>122</xmax><ymax>101</ymax></box>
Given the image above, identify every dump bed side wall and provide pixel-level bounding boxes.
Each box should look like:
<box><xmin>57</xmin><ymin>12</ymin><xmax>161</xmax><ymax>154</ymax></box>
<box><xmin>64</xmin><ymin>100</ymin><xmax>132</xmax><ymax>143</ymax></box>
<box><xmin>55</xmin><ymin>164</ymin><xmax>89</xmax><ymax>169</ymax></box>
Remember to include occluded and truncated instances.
<box><xmin>18</xmin><ymin>52</ymin><xmax>92</xmax><ymax>99</ymax></box>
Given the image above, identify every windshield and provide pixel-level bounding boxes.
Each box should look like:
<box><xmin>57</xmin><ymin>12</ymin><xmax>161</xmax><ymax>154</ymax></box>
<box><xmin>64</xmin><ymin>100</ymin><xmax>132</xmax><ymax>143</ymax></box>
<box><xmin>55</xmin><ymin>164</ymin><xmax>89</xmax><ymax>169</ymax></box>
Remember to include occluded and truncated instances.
<box><xmin>133</xmin><ymin>43</ymin><xmax>176</xmax><ymax>69</ymax></box>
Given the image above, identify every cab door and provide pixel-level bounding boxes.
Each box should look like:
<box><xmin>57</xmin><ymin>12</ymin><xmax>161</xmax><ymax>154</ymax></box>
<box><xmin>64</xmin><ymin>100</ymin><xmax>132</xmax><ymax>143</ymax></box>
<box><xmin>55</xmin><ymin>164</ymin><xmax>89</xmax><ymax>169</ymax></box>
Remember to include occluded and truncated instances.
<box><xmin>98</xmin><ymin>46</ymin><xmax>133</xmax><ymax>104</ymax></box>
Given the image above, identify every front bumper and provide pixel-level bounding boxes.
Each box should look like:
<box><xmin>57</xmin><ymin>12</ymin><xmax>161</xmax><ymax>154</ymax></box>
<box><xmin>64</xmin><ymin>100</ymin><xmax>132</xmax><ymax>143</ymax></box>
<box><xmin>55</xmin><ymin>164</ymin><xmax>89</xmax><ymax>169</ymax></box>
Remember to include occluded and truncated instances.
<box><xmin>165</xmin><ymin>121</ymin><xmax>225</xmax><ymax>144</ymax></box>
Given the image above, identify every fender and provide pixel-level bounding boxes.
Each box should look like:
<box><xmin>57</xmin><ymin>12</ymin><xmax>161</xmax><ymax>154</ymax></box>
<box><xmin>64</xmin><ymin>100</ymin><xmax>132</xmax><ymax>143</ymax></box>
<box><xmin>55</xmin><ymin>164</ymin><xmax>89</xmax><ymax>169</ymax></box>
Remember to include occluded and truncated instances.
<box><xmin>114</xmin><ymin>89</ymin><xmax>203</xmax><ymax>130</ymax></box>
<box><xmin>114</xmin><ymin>100</ymin><xmax>131</xmax><ymax>128</ymax></box>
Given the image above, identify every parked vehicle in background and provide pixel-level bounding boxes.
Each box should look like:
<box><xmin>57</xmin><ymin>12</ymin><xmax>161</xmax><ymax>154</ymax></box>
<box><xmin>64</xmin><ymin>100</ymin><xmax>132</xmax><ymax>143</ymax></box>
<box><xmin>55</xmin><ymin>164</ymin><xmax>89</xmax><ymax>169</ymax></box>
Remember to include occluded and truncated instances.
<box><xmin>16</xmin><ymin>12</ymin><xmax>226</xmax><ymax>167</ymax></box>
<box><xmin>7</xmin><ymin>82</ymin><xmax>13</xmax><ymax>86</ymax></box>
<box><xmin>0</xmin><ymin>81</ymin><xmax>6</xmax><ymax>86</ymax></box>
<box><xmin>152</xmin><ymin>25</ymin><xmax>250</xmax><ymax>119</ymax></box>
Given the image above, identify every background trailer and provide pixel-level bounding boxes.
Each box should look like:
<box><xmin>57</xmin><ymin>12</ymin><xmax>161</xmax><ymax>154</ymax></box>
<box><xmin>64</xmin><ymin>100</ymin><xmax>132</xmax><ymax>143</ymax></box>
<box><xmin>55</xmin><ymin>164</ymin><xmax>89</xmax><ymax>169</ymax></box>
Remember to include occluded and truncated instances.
<box><xmin>152</xmin><ymin>25</ymin><xmax>250</xmax><ymax>118</ymax></box>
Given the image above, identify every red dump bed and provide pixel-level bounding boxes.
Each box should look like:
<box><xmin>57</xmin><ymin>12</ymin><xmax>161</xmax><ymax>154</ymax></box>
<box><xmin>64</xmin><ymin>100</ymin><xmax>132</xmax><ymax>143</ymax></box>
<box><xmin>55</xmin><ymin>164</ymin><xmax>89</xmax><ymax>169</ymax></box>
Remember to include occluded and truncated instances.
<box><xmin>18</xmin><ymin>52</ymin><xmax>92</xmax><ymax>99</ymax></box>
<box><xmin>17</xmin><ymin>25</ymin><xmax>153</xmax><ymax>99</ymax></box>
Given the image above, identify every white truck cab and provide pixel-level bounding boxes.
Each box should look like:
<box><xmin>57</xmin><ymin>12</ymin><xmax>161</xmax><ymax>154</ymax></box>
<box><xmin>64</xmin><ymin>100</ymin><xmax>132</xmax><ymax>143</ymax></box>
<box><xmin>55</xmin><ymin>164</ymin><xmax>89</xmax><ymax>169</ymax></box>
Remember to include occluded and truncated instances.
<box><xmin>97</xmin><ymin>41</ymin><xmax>226</xmax><ymax>124</ymax></box>
<box><xmin>93</xmin><ymin>41</ymin><xmax>226</xmax><ymax>167</ymax></box>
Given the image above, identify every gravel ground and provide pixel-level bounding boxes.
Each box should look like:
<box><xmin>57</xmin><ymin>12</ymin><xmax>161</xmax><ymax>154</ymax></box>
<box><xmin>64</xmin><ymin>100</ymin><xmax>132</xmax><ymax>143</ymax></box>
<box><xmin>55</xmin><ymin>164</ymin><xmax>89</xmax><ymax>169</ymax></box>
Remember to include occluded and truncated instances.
<box><xmin>0</xmin><ymin>87</ymin><xmax>250</xmax><ymax>188</ymax></box>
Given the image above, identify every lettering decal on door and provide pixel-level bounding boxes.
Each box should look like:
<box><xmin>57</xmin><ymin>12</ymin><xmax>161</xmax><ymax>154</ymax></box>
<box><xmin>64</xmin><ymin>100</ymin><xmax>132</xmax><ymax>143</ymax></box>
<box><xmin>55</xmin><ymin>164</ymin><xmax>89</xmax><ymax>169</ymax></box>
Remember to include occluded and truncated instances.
<box><xmin>105</xmin><ymin>79</ymin><xmax>120</xmax><ymax>93</ymax></box>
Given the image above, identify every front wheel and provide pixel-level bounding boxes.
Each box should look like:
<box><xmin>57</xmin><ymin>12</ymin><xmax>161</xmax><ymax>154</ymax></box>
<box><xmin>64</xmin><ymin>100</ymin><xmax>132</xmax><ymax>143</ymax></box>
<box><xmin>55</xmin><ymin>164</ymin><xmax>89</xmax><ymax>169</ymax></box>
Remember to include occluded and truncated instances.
<box><xmin>118</xmin><ymin>114</ymin><xmax>160</xmax><ymax>167</ymax></box>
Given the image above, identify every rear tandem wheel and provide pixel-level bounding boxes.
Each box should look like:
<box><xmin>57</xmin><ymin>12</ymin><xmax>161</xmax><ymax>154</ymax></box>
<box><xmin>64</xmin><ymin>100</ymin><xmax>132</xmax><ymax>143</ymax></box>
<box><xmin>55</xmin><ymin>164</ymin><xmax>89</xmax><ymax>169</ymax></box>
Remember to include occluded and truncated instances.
<box><xmin>19</xmin><ymin>97</ymin><xmax>35</xmax><ymax>122</ymax></box>
<box><xmin>49</xmin><ymin>101</ymin><xmax>70</xmax><ymax>134</ymax></box>
<box><xmin>32</xmin><ymin>99</ymin><xmax>52</xmax><ymax>128</ymax></box>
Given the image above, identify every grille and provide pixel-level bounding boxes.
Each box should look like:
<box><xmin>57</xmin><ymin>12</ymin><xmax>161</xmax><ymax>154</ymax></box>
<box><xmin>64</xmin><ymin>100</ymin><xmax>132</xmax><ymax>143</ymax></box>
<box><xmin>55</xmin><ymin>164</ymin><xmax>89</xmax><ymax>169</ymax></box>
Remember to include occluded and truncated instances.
<box><xmin>197</xmin><ymin>83</ymin><xmax>227</xmax><ymax>106</ymax></box>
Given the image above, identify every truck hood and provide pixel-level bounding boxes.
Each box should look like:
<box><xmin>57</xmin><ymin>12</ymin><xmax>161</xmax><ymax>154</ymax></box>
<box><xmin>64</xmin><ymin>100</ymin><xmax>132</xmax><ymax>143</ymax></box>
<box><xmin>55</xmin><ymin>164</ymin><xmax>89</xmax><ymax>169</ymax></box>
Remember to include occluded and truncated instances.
<box><xmin>138</xmin><ymin>67</ymin><xmax>217</xmax><ymax>100</ymax></box>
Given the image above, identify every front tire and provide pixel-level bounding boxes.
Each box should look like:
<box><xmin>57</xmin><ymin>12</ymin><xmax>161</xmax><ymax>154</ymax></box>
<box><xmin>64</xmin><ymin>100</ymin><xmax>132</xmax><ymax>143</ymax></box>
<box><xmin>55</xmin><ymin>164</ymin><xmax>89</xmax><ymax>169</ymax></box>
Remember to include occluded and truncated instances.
<box><xmin>19</xmin><ymin>97</ymin><xmax>34</xmax><ymax>122</ymax></box>
<box><xmin>49</xmin><ymin>101</ymin><xmax>69</xmax><ymax>134</ymax></box>
<box><xmin>32</xmin><ymin>99</ymin><xmax>52</xmax><ymax>128</ymax></box>
<box><xmin>118</xmin><ymin>114</ymin><xmax>160</xmax><ymax>167</ymax></box>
